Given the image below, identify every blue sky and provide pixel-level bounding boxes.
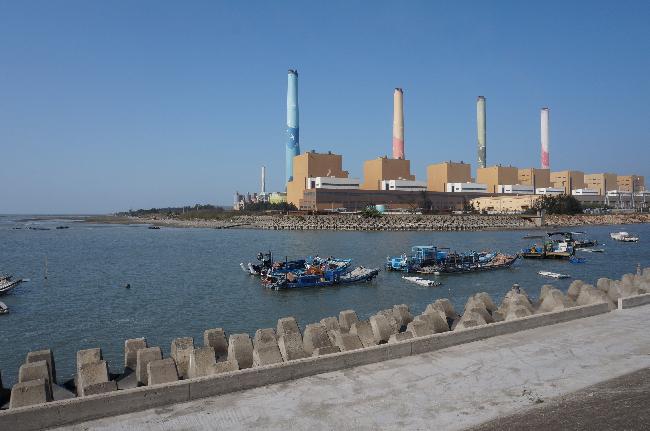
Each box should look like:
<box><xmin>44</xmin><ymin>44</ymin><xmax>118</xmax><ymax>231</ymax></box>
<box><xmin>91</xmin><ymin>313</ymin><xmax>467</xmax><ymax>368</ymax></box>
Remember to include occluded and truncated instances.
<box><xmin>1</xmin><ymin>0</ymin><xmax>649</xmax><ymax>213</ymax></box>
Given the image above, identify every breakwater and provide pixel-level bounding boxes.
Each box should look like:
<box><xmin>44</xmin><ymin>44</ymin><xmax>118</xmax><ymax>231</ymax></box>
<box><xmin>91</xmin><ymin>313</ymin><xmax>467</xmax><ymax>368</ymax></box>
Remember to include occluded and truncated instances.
<box><xmin>1</xmin><ymin>269</ymin><xmax>649</xmax><ymax>430</ymax></box>
<box><xmin>97</xmin><ymin>213</ymin><xmax>650</xmax><ymax>231</ymax></box>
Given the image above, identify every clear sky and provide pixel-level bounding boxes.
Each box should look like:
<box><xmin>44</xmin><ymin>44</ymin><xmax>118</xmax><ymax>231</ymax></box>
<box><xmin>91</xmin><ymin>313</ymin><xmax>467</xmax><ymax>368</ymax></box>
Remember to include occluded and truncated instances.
<box><xmin>1</xmin><ymin>0</ymin><xmax>649</xmax><ymax>214</ymax></box>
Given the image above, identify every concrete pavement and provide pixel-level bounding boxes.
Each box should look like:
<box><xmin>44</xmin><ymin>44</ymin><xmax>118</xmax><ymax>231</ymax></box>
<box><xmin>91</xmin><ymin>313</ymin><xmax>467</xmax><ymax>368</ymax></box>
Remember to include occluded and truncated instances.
<box><xmin>55</xmin><ymin>305</ymin><xmax>650</xmax><ymax>431</ymax></box>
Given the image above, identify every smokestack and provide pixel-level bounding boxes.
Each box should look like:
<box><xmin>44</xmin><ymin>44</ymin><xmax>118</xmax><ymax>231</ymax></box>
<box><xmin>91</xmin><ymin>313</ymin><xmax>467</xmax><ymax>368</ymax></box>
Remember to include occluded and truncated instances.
<box><xmin>477</xmin><ymin>96</ymin><xmax>486</xmax><ymax>169</ymax></box>
<box><xmin>261</xmin><ymin>166</ymin><xmax>266</xmax><ymax>194</ymax></box>
<box><xmin>541</xmin><ymin>107</ymin><xmax>550</xmax><ymax>169</ymax></box>
<box><xmin>286</xmin><ymin>69</ymin><xmax>300</xmax><ymax>184</ymax></box>
<box><xmin>392</xmin><ymin>88</ymin><xmax>404</xmax><ymax>159</ymax></box>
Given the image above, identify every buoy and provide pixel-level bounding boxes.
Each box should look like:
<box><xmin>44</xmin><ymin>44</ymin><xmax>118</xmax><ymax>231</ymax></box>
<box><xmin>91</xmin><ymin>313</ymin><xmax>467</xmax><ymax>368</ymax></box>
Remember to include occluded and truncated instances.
<box><xmin>125</xmin><ymin>283</ymin><xmax>131</xmax><ymax>289</ymax></box>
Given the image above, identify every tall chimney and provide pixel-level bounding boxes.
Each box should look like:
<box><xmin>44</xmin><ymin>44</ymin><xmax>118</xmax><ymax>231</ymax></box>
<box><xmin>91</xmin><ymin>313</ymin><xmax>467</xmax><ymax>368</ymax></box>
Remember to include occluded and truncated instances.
<box><xmin>392</xmin><ymin>88</ymin><xmax>404</xmax><ymax>159</ymax></box>
<box><xmin>477</xmin><ymin>96</ymin><xmax>486</xmax><ymax>169</ymax></box>
<box><xmin>261</xmin><ymin>166</ymin><xmax>266</xmax><ymax>194</ymax></box>
<box><xmin>540</xmin><ymin>107</ymin><xmax>550</xmax><ymax>169</ymax></box>
<box><xmin>286</xmin><ymin>69</ymin><xmax>300</xmax><ymax>184</ymax></box>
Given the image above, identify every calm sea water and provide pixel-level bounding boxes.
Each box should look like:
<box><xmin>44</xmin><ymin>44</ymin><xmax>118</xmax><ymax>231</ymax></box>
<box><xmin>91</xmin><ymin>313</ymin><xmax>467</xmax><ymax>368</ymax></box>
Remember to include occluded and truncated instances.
<box><xmin>0</xmin><ymin>216</ymin><xmax>648</xmax><ymax>386</ymax></box>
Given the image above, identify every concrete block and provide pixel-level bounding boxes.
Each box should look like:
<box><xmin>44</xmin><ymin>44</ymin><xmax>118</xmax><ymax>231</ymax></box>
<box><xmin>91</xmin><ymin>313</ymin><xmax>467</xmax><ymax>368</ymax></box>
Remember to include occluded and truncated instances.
<box><xmin>76</xmin><ymin>348</ymin><xmax>102</xmax><ymax>372</ymax></box>
<box><xmin>77</xmin><ymin>360</ymin><xmax>109</xmax><ymax>396</ymax></box>
<box><xmin>406</xmin><ymin>320</ymin><xmax>434</xmax><ymax>338</ymax></box>
<box><xmin>9</xmin><ymin>379</ymin><xmax>49</xmax><ymax>408</ymax></box>
<box><xmin>388</xmin><ymin>332</ymin><xmax>413</xmax><ymax>344</ymax></box>
<box><xmin>83</xmin><ymin>381</ymin><xmax>117</xmax><ymax>396</ymax></box>
<box><xmin>370</xmin><ymin>314</ymin><xmax>392</xmax><ymax>343</ymax></box>
<box><xmin>18</xmin><ymin>361</ymin><xmax>53</xmax><ymax>400</ymax></box>
<box><xmin>25</xmin><ymin>349</ymin><xmax>56</xmax><ymax>384</ymax></box>
<box><xmin>376</xmin><ymin>310</ymin><xmax>400</xmax><ymax>334</ymax></box>
<box><xmin>228</xmin><ymin>333</ymin><xmax>254</xmax><ymax>369</ymax></box>
<box><xmin>252</xmin><ymin>328</ymin><xmax>283</xmax><ymax>367</ymax></box>
<box><xmin>136</xmin><ymin>347</ymin><xmax>162</xmax><ymax>386</ymax></box>
<box><xmin>415</xmin><ymin>313</ymin><xmax>449</xmax><ymax>333</ymax></box>
<box><xmin>338</xmin><ymin>309</ymin><xmax>359</xmax><ymax>332</ymax></box>
<box><xmin>473</xmin><ymin>292</ymin><xmax>497</xmax><ymax>312</ymax></box>
<box><xmin>188</xmin><ymin>347</ymin><xmax>217</xmax><ymax>379</ymax></box>
<box><xmin>576</xmin><ymin>285</ymin><xmax>614</xmax><ymax>310</ymax></box>
<box><xmin>567</xmin><ymin>279</ymin><xmax>585</xmax><ymax>301</ymax></box>
<box><xmin>392</xmin><ymin>304</ymin><xmax>414</xmax><ymax>328</ymax></box>
<box><xmin>350</xmin><ymin>320</ymin><xmax>377</xmax><ymax>348</ymax></box>
<box><xmin>203</xmin><ymin>328</ymin><xmax>228</xmax><ymax>361</ymax></box>
<box><xmin>209</xmin><ymin>360</ymin><xmax>238</xmax><ymax>375</ymax></box>
<box><xmin>171</xmin><ymin>337</ymin><xmax>194</xmax><ymax>379</ymax></box>
<box><xmin>320</xmin><ymin>316</ymin><xmax>340</xmax><ymax>332</ymax></box>
<box><xmin>313</xmin><ymin>346</ymin><xmax>341</xmax><ymax>356</ymax></box>
<box><xmin>147</xmin><ymin>358</ymin><xmax>179</xmax><ymax>385</ymax></box>
<box><xmin>278</xmin><ymin>333</ymin><xmax>307</xmax><ymax>362</ymax></box>
<box><xmin>333</xmin><ymin>331</ymin><xmax>363</xmax><ymax>351</ymax></box>
<box><xmin>537</xmin><ymin>288</ymin><xmax>573</xmax><ymax>313</ymax></box>
<box><xmin>124</xmin><ymin>338</ymin><xmax>147</xmax><ymax>371</ymax></box>
<box><xmin>302</xmin><ymin>323</ymin><xmax>334</xmax><ymax>355</ymax></box>
<box><xmin>426</xmin><ymin>298</ymin><xmax>459</xmax><ymax>321</ymax></box>
<box><xmin>276</xmin><ymin>316</ymin><xmax>301</xmax><ymax>338</ymax></box>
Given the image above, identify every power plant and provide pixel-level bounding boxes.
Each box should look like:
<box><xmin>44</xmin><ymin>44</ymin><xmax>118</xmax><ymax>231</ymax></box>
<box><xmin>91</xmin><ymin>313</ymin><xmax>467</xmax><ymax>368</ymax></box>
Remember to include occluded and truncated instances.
<box><xmin>476</xmin><ymin>96</ymin><xmax>486</xmax><ymax>169</ymax></box>
<box><xmin>541</xmin><ymin>107</ymin><xmax>550</xmax><ymax>169</ymax></box>
<box><xmin>261</xmin><ymin>166</ymin><xmax>266</xmax><ymax>195</ymax></box>
<box><xmin>392</xmin><ymin>88</ymin><xmax>404</xmax><ymax>159</ymax></box>
<box><xmin>285</xmin><ymin>69</ymin><xmax>300</xmax><ymax>183</ymax></box>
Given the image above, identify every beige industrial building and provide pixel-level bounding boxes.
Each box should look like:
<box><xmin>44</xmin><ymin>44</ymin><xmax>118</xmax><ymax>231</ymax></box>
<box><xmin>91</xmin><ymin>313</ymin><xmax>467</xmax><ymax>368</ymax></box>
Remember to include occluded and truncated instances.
<box><xmin>617</xmin><ymin>175</ymin><xmax>645</xmax><ymax>192</ymax></box>
<box><xmin>550</xmin><ymin>170</ymin><xmax>585</xmax><ymax>194</ymax></box>
<box><xmin>470</xmin><ymin>195</ymin><xmax>539</xmax><ymax>214</ymax></box>
<box><xmin>477</xmin><ymin>165</ymin><xmax>519</xmax><ymax>194</ymax></box>
<box><xmin>584</xmin><ymin>173</ymin><xmax>617</xmax><ymax>195</ymax></box>
<box><xmin>360</xmin><ymin>157</ymin><xmax>414</xmax><ymax>190</ymax></box>
<box><xmin>426</xmin><ymin>161</ymin><xmax>471</xmax><ymax>192</ymax></box>
<box><xmin>287</xmin><ymin>151</ymin><xmax>349</xmax><ymax>207</ymax></box>
<box><xmin>518</xmin><ymin>168</ymin><xmax>551</xmax><ymax>189</ymax></box>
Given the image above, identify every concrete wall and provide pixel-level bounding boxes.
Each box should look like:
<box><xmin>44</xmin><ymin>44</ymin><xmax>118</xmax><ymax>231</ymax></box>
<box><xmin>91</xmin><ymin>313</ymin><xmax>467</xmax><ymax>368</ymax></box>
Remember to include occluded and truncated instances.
<box><xmin>427</xmin><ymin>162</ymin><xmax>472</xmax><ymax>192</ymax></box>
<box><xmin>518</xmin><ymin>168</ymin><xmax>550</xmax><ymax>189</ymax></box>
<box><xmin>0</xmin><ymin>303</ymin><xmax>610</xmax><ymax>431</ymax></box>
<box><xmin>617</xmin><ymin>293</ymin><xmax>650</xmax><ymax>310</ymax></box>
<box><xmin>477</xmin><ymin>166</ymin><xmax>519</xmax><ymax>194</ymax></box>
<box><xmin>551</xmin><ymin>170</ymin><xmax>585</xmax><ymax>194</ymax></box>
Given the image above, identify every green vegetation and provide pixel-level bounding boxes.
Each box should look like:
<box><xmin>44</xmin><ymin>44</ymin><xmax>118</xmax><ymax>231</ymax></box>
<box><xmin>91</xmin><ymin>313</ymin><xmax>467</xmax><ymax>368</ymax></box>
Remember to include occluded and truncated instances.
<box><xmin>361</xmin><ymin>206</ymin><xmax>383</xmax><ymax>219</ymax></box>
<box><xmin>533</xmin><ymin>194</ymin><xmax>583</xmax><ymax>215</ymax></box>
<box><xmin>117</xmin><ymin>202</ymin><xmax>297</xmax><ymax>221</ymax></box>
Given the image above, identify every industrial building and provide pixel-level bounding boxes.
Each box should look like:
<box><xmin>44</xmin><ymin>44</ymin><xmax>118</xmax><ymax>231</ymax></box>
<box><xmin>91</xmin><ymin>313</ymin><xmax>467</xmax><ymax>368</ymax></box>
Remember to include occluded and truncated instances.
<box><xmin>446</xmin><ymin>183</ymin><xmax>487</xmax><ymax>193</ymax></box>
<box><xmin>471</xmin><ymin>195</ymin><xmax>539</xmax><ymax>214</ymax></box>
<box><xmin>584</xmin><ymin>173</ymin><xmax>617</xmax><ymax>195</ymax></box>
<box><xmin>287</xmin><ymin>151</ymin><xmax>350</xmax><ymax>208</ymax></box>
<box><xmin>550</xmin><ymin>171</ymin><xmax>585</xmax><ymax>195</ymax></box>
<box><xmin>498</xmin><ymin>184</ymin><xmax>535</xmax><ymax>194</ymax></box>
<box><xmin>535</xmin><ymin>187</ymin><xmax>565</xmax><ymax>195</ymax></box>
<box><xmin>518</xmin><ymin>168</ymin><xmax>551</xmax><ymax>190</ymax></box>
<box><xmin>381</xmin><ymin>179</ymin><xmax>427</xmax><ymax>192</ymax></box>
<box><xmin>477</xmin><ymin>165</ymin><xmax>519</xmax><ymax>194</ymax></box>
<box><xmin>617</xmin><ymin>175</ymin><xmax>645</xmax><ymax>192</ymax></box>
<box><xmin>360</xmin><ymin>157</ymin><xmax>415</xmax><ymax>190</ymax></box>
<box><xmin>572</xmin><ymin>188</ymin><xmax>600</xmax><ymax>196</ymax></box>
<box><xmin>427</xmin><ymin>161</ymin><xmax>471</xmax><ymax>192</ymax></box>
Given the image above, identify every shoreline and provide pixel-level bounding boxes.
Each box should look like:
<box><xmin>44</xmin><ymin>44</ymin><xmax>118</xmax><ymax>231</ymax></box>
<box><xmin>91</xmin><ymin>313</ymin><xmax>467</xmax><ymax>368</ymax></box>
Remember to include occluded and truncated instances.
<box><xmin>81</xmin><ymin>213</ymin><xmax>650</xmax><ymax>231</ymax></box>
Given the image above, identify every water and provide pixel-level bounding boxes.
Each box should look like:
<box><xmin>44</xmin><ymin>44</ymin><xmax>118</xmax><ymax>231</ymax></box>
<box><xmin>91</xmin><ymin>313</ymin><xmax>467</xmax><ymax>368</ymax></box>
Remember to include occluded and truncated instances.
<box><xmin>0</xmin><ymin>216</ymin><xmax>648</xmax><ymax>386</ymax></box>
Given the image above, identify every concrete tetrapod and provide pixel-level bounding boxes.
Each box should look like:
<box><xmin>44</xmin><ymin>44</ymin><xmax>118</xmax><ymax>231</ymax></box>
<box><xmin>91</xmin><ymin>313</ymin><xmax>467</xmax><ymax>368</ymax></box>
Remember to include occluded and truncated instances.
<box><xmin>9</xmin><ymin>379</ymin><xmax>49</xmax><ymax>409</ymax></box>
<box><xmin>369</xmin><ymin>314</ymin><xmax>392</xmax><ymax>343</ymax></box>
<box><xmin>228</xmin><ymin>334</ymin><xmax>254</xmax><ymax>369</ymax></box>
<box><xmin>320</xmin><ymin>316</ymin><xmax>340</xmax><ymax>332</ymax></box>
<box><xmin>338</xmin><ymin>310</ymin><xmax>359</xmax><ymax>333</ymax></box>
<box><xmin>277</xmin><ymin>332</ymin><xmax>307</xmax><ymax>361</ymax></box>
<box><xmin>537</xmin><ymin>287</ymin><xmax>574</xmax><ymax>313</ymax></box>
<box><xmin>77</xmin><ymin>360</ymin><xmax>109</xmax><ymax>397</ymax></box>
<box><xmin>203</xmin><ymin>329</ymin><xmax>228</xmax><ymax>362</ymax></box>
<box><xmin>392</xmin><ymin>304</ymin><xmax>414</xmax><ymax>328</ymax></box>
<box><xmin>576</xmin><ymin>284</ymin><xmax>614</xmax><ymax>310</ymax></box>
<box><xmin>350</xmin><ymin>320</ymin><xmax>377</xmax><ymax>348</ymax></box>
<box><xmin>76</xmin><ymin>348</ymin><xmax>102</xmax><ymax>373</ymax></box>
<box><xmin>414</xmin><ymin>313</ymin><xmax>449</xmax><ymax>333</ymax></box>
<box><xmin>188</xmin><ymin>347</ymin><xmax>219</xmax><ymax>378</ymax></box>
<box><xmin>276</xmin><ymin>317</ymin><xmax>301</xmax><ymax>338</ymax></box>
<box><xmin>25</xmin><ymin>349</ymin><xmax>56</xmax><ymax>385</ymax></box>
<box><xmin>18</xmin><ymin>361</ymin><xmax>53</xmax><ymax>401</ymax></box>
<box><xmin>124</xmin><ymin>338</ymin><xmax>147</xmax><ymax>371</ymax></box>
<box><xmin>146</xmin><ymin>358</ymin><xmax>178</xmax><ymax>385</ymax></box>
<box><xmin>170</xmin><ymin>337</ymin><xmax>194</xmax><ymax>379</ymax></box>
<box><xmin>252</xmin><ymin>328</ymin><xmax>283</xmax><ymax>367</ymax></box>
<box><xmin>332</xmin><ymin>331</ymin><xmax>363</xmax><ymax>351</ymax></box>
<box><xmin>302</xmin><ymin>324</ymin><xmax>334</xmax><ymax>356</ymax></box>
<box><xmin>135</xmin><ymin>347</ymin><xmax>162</xmax><ymax>386</ymax></box>
<box><xmin>376</xmin><ymin>310</ymin><xmax>400</xmax><ymax>335</ymax></box>
<box><xmin>406</xmin><ymin>320</ymin><xmax>434</xmax><ymax>338</ymax></box>
<box><xmin>567</xmin><ymin>280</ymin><xmax>585</xmax><ymax>301</ymax></box>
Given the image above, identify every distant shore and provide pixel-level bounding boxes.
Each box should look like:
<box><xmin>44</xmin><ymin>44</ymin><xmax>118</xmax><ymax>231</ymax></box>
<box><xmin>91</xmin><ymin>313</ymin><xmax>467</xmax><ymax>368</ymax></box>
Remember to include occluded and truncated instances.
<box><xmin>82</xmin><ymin>213</ymin><xmax>650</xmax><ymax>231</ymax></box>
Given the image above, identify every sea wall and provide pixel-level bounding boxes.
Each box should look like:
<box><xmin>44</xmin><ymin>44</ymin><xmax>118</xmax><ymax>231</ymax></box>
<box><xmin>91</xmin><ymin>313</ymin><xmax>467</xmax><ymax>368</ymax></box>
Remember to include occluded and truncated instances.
<box><xmin>1</xmin><ymin>268</ymin><xmax>650</xmax><ymax>430</ymax></box>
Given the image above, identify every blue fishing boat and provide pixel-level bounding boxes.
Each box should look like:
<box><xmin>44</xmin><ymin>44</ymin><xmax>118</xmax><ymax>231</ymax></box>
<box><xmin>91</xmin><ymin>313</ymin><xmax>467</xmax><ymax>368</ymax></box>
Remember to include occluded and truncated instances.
<box><xmin>261</xmin><ymin>264</ymin><xmax>379</xmax><ymax>290</ymax></box>
<box><xmin>386</xmin><ymin>245</ymin><xmax>517</xmax><ymax>274</ymax></box>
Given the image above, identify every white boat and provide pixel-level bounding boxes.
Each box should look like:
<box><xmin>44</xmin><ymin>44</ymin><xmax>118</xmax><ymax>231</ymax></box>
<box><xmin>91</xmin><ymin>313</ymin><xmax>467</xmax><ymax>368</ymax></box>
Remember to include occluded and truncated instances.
<box><xmin>610</xmin><ymin>232</ymin><xmax>639</xmax><ymax>242</ymax></box>
<box><xmin>0</xmin><ymin>277</ymin><xmax>23</xmax><ymax>295</ymax></box>
<box><xmin>402</xmin><ymin>276</ymin><xmax>441</xmax><ymax>287</ymax></box>
<box><xmin>538</xmin><ymin>271</ymin><xmax>571</xmax><ymax>279</ymax></box>
<box><xmin>0</xmin><ymin>301</ymin><xmax>8</xmax><ymax>314</ymax></box>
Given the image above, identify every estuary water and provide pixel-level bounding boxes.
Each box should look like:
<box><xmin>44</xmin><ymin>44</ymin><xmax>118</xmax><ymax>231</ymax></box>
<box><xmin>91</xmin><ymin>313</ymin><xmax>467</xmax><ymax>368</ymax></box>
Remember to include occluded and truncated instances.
<box><xmin>0</xmin><ymin>215</ymin><xmax>648</xmax><ymax>386</ymax></box>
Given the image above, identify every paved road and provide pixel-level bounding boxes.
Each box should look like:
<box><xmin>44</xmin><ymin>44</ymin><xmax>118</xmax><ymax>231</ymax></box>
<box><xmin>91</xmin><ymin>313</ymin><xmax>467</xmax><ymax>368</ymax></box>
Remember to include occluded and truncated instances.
<box><xmin>56</xmin><ymin>306</ymin><xmax>650</xmax><ymax>431</ymax></box>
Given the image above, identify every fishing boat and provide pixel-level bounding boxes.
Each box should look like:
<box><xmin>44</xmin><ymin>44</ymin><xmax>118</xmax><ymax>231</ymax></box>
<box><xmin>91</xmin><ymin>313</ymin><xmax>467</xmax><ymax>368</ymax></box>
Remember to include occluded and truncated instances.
<box><xmin>148</xmin><ymin>226</ymin><xmax>161</xmax><ymax>230</ymax></box>
<box><xmin>610</xmin><ymin>232</ymin><xmax>639</xmax><ymax>242</ymax></box>
<box><xmin>387</xmin><ymin>245</ymin><xmax>518</xmax><ymax>274</ymax></box>
<box><xmin>261</xmin><ymin>266</ymin><xmax>379</xmax><ymax>290</ymax></box>
<box><xmin>0</xmin><ymin>276</ymin><xmax>23</xmax><ymax>295</ymax></box>
<box><xmin>579</xmin><ymin>248</ymin><xmax>605</xmax><ymax>253</ymax></box>
<box><xmin>241</xmin><ymin>251</ymin><xmax>307</xmax><ymax>276</ymax></box>
<box><xmin>0</xmin><ymin>301</ymin><xmax>8</xmax><ymax>314</ymax></box>
<box><xmin>538</xmin><ymin>271</ymin><xmax>571</xmax><ymax>279</ymax></box>
<box><xmin>522</xmin><ymin>234</ymin><xmax>575</xmax><ymax>259</ymax></box>
<box><xmin>402</xmin><ymin>276</ymin><xmax>441</xmax><ymax>287</ymax></box>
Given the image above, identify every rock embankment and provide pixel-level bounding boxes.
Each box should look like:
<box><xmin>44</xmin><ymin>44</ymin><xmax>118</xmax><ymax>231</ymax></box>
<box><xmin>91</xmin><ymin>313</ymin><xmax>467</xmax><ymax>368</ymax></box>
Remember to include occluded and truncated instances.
<box><xmin>545</xmin><ymin>213</ymin><xmax>650</xmax><ymax>227</ymax></box>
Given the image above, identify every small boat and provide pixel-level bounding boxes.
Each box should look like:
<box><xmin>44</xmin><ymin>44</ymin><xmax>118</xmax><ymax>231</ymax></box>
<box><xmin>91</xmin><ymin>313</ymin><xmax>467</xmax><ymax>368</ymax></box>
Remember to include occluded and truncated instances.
<box><xmin>148</xmin><ymin>226</ymin><xmax>161</xmax><ymax>230</ymax></box>
<box><xmin>610</xmin><ymin>232</ymin><xmax>639</xmax><ymax>242</ymax></box>
<box><xmin>262</xmin><ymin>266</ymin><xmax>379</xmax><ymax>290</ymax></box>
<box><xmin>578</xmin><ymin>248</ymin><xmax>605</xmax><ymax>253</ymax></box>
<box><xmin>56</xmin><ymin>226</ymin><xmax>69</xmax><ymax>230</ymax></box>
<box><xmin>402</xmin><ymin>276</ymin><xmax>441</xmax><ymax>287</ymax></box>
<box><xmin>0</xmin><ymin>276</ymin><xmax>23</xmax><ymax>295</ymax></box>
<box><xmin>538</xmin><ymin>271</ymin><xmax>571</xmax><ymax>279</ymax></box>
<box><xmin>0</xmin><ymin>301</ymin><xmax>8</xmax><ymax>314</ymax></box>
<box><xmin>522</xmin><ymin>236</ymin><xmax>574</xmax><ymax>259</ymax></box>
<box><xmin>387</xmin><ymin>245</ymin><xmax>517</xmax><ymax>274</ymax></box>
